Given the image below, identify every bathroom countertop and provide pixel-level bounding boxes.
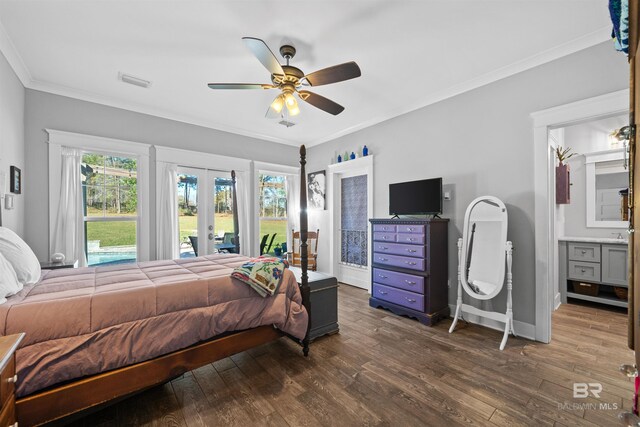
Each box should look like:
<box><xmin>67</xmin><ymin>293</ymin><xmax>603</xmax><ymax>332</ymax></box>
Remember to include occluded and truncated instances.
<box><xmin>558</xmin><ymin>236</ymin><xmax>628</xmax><ymax>245</ymax></box>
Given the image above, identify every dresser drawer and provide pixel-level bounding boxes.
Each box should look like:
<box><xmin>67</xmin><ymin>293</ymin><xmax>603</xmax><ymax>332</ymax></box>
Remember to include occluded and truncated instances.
<box><xmin>397</xmin><ymin>233</ymin><xmax>425</xmax><ymax>245</ymax></box>
<box><xmin>397</xmin><ymin>224</ymin><xmax>425</xmax><ymax>234</ymax></box>
<box><xmin>373</xmin><ymin>253</ymin><xmax>425</xmax><ymax>271</ymax></box>
<box><xmin>0</xmin><ymin>395</ymin><xmax>15</xmax><ymax>427</ymax></box>
<box><xmin>373</xmin><ymin>268</ymin><xmax>425</xmax><ymax>293</ymax></box>
<box><xmin>372</xmin><ymin>242</ymin><xmax>425</xmax><ymax>259</ymax></box>
<box><xmin>568</xmin><ymin>261</ymin><xmax>601</xmax><ymax>282</ymax></box>
<box><xmin>373</xmin><ymin>232</ymin><xmax>397</xmax><ymax>242</ymax></box>
<box><xmin>373</xmin><ymin>224</ymin><xmax>397</xmax><ymax>233</ymax></box>
<box><xmin>0</xmin><ymin>355</ymin><xmax>15</xmax><ymax>409</ymax></box>
<box><xmin>568</xmin><ymin>243</ymin><xmax>600</xmax><ymax>262</ymax></box>
<box><xmin>373</xmin><ymin>283</ymin><xmax>425</xmax><ymax>311</ymax></box>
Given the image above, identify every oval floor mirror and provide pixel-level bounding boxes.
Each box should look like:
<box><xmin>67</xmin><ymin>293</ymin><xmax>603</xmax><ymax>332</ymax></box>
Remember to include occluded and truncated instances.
<box><xmin>448</xmin><ymin>195</ymin><xmax>515</xmax><ymax>350</ymax></box>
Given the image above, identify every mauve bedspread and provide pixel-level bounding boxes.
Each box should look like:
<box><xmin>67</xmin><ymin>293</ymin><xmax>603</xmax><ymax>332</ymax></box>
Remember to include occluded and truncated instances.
<box><xmin>0</xmin><ymin>254</ymin><xmax>308</xmax><ymax>397</ymax></box>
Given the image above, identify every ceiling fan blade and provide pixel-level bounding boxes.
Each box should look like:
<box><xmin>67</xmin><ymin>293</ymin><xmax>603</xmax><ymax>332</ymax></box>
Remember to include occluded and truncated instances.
<box><xmin>298</xmin><ymin>90</ymin><xmax>345</xmax><ymax>115</ymax></box>
<box><xmin>242</xmin><ymin>37</ymin><xmax>285</xmax><ymax>77</ymax></box>
<box><xmin>303</xmin><ymin>61</ymin><xmax>361</xmax><ymax>86</ymax></box>
<box><xmin>207</xmin><ymin>83</ymin><xmax>274</xmax><ymax>90</ymax></box>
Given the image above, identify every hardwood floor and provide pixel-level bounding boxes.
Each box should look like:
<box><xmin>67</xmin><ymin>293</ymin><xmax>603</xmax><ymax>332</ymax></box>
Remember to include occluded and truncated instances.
<box><xmin>65</xmin><ymin>285</ymin><xmax>634</xmax><ymax>426</ymax></box>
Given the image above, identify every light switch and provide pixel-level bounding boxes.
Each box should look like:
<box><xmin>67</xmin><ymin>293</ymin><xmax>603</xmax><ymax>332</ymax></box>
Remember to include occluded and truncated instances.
<box><xmin>443</xmin><ymin>191</ymin><xmax>452</xmax><ymax>200</ymax></box>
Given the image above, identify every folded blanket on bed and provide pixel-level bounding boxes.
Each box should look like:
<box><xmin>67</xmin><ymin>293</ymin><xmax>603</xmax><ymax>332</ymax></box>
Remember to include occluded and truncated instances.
<box><xmin>231</xmin><ymin>256</ymin><xmax>289</xmax><ymax>297</ymax></box>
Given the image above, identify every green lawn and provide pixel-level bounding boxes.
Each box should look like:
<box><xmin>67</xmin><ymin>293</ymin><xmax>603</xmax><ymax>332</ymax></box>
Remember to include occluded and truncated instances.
<box><xmin>87</xmin><ymin>213</ymin><xmax>288</xmax><ymax>253</ymax></box>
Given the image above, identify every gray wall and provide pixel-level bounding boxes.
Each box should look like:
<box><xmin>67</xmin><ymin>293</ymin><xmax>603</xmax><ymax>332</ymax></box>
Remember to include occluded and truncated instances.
<box><xmin>562</xmin><ymin>115</ymin><xmax>628</xmax><ymax>238</ymax></box>
<box><xmin>0</xmin><ymin>51</ymin><xmax>25</xmax><ymax>237</ymax></box>
<box><xmin>307</xmin><ymin>41</ymin><xmax>628</xmax><ymax>325</ymax></box>
<box><xmin>24</xmin><ymin>89</ymin><xmax>298</xmax><ymax>261</ymax></box>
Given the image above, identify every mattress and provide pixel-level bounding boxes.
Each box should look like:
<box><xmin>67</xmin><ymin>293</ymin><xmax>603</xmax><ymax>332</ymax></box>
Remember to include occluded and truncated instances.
<box><xmin>0</xmin><ymin>254</ymin><xmax>308</xmax><ymax>397</ymax></box>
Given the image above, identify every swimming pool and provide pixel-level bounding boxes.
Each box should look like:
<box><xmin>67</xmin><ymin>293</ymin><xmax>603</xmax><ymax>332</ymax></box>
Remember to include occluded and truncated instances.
<box><xmin>88</xmin><ymin>252</ymin><xmax>137</xmax><ymax>266</ymax></box>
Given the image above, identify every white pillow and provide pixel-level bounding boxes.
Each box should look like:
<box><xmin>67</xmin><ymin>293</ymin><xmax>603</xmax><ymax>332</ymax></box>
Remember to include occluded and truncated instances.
<box><xmin>0</xmin><ymin>227</ymin><xmax>41</xmax><ymax>284</ymax></box>
<box><xmin>0</xmin><ymin>252</ymin><xmax>22</xmax><ymax>303</ymax></box>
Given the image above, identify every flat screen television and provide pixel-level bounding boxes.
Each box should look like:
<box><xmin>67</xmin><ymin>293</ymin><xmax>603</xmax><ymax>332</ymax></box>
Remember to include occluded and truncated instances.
<box><xmin>389</xmin><ymin>178</ymin><xmax>443</xmax><ymax>216</ymax></box>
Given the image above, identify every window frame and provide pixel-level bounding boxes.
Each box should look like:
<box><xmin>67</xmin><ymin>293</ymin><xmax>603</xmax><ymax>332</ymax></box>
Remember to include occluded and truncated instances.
<box><xmin>47</xmin><ymin>129</ymin><xmax>151</xmax><ymax>262</ymax></box>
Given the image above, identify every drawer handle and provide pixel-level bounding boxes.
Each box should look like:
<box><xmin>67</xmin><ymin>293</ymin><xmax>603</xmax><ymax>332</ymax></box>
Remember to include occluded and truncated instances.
<box><xmin>382</xmin><ymin>236</ymin><xmax>389</xmax><ymax>240</ymax></box>
<box><xmin>408</xmin><ymin>227</ymin><xmax>414</xmax><ymax>231</ymax></box>
<box><xmin>378</xmin><ymin>257</ymin><xmax>388</xmax><ymax>261</ymax></box>
<box><xmin>379</xmin><ymin>246</ymin><xmax>388</xmax><ymax>250</ymax></box>
<box><xmin>581</xmin><ymin>250</ymin><xmax>586</xmax><ymax>254</ymax></box>
<box><xmin>405</xmin><ymin>298</ymin><xmax>416</xmax><ymax>303</ymax></box>
<box><xmin>408</xmin><ymin>238</ymin><xmax>416</xmax><ymax>241</ymax></box>
<box><xmin>405</xmin><ymin>261</ymin><xmax>417</xmax><ymax>266</ymax></box>
<box><xmin>7</xmin><ymin>374</ymin><xmax>17</xmax><ymax>383</ymax></box>
<box><xmin>383</xmin><ymin>227</ymin><xmax>389</xmax><ymax>230</ymax></box>
<box><xmin>378</xmin><ymin>274</ymin><xmax>388</xmax><ymax>279</ymax></box>
<box><xmin>379</xmin><ymin>290</ymin><xmax>388</xmax><ymax>295</ymax></box>
<box><xmin>407</xmin><ymin>249</ymin><xmax>417</xmax><ymax>253</ymax></box>
<box><xmin>405</xmin><ymin>280</ymin><xmax>416</xmax><ymax>285</ymax></box>
<box><xmin>581</xmin><ymin>269</ymin><xmax>586</xmax><ymax>273</ymax></box>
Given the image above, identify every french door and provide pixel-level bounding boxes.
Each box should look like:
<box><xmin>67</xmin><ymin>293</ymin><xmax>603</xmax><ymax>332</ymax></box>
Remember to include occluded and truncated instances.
<box><xmin>176</xmin><ymin>167</ymin><xmax>235</xmax><ymax>258</ymax></box>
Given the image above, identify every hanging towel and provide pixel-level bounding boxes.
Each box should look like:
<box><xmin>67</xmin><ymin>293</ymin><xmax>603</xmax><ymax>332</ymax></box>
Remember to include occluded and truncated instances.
<box><xmin>609</xmin><ymin>0</ymin><xmax>629</xmax><ymax>54</ymax></box>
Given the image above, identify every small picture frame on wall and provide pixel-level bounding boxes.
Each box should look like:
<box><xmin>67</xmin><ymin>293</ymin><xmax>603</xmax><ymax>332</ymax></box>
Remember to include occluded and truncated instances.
<box><xmin>307</xmin><ymin>170</ymin><xmax>326</xmax><ymax>210</ymax></box>
<box><xmin>10</xmin><ymin>166</ymin><xmax>21</xmax><ymax>194</ymax></box>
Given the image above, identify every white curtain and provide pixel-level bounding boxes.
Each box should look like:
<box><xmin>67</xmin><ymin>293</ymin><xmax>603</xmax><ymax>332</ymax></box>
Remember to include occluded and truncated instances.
<box><xmin>156</xmin><ymin>162</ymin><xmax>179</xmax><ymax>260</ymax></box>
<box><xmin>235</xmin><ymin>171</ymin><xmax>252</xmax><ymax>256</ymax></box>
<box><xmin>286</xmin><ymin>174</ymin><xmax>300</xmax><ymax>252</ymax></box>
<box><xmin>51</xmin><ymin>147</ymin><xmax>86</xmax><ymax>267</ymax></box>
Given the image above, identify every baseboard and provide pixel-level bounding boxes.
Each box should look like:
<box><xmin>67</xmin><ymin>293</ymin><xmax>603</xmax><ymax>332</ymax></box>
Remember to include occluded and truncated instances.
<box><xmin>449</xmin><ymin>304</ymin><xmax>536</xmax><ymax>341</ymax></box>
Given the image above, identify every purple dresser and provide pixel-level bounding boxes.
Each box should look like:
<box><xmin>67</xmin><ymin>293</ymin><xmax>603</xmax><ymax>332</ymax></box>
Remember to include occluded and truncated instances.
<box><xmin>369</xmin><ymin>218</ymin><xmax>449</xmax><ymax>326</ymax></box>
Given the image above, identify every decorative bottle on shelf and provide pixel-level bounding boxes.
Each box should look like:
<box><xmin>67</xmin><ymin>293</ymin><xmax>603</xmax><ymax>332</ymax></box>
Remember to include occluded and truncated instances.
<box><xmin>363</xmin><ymin>145</ymin><xmax>369</xmax><ymax>156</ymax></box>
<box><xmin>344</xmin><ymin>151</ymin><xmax>349</xmax><ymax>161</ymax></box>
<box><xmin>350</xmin><ymin>152</ymin><xmax>356</xmax><ymax>160</ymax></box>
<box><xmin>337</xmin><ymin>154</ymin><xmax>342</xmax><ymax>163</ymax></box>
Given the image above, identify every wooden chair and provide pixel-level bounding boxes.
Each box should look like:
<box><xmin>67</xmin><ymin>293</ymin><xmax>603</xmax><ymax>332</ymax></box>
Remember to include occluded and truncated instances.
<box><xmin>289</xmin><ymin>229</ymin><xmax>319</xmax><ymax>271</ymax></box>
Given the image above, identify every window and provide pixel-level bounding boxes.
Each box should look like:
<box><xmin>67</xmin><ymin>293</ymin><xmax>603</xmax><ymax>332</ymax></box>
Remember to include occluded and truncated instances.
<box><xmin>177</xmin><ymin>172</ymin><xmax>198</xmax><ymax>257</ymax></box>
<box><xmin>82</xmin><ymin>153</ymin><xmax>138</xmax><ymax>266</ymax></box>
<box><xmin>258</xmin><ymin>174</ymin><xmax>287</xmax><ymax>255</ymax></box>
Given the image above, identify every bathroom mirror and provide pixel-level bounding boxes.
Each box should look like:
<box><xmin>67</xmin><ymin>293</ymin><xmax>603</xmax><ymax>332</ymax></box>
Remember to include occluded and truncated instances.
<box><xmin>459</xmin><ymin>197</ymin><xmax>508</xmax><ymax>300</ymax></box>
<box><xmin>585</xmin><ymin>149</ymin><xmax>629</xmax><ymax>228</ymax></box>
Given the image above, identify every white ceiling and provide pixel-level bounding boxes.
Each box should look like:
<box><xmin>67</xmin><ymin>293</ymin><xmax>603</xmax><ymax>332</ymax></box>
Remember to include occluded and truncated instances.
<box><xmin>0</xmin><ymin>1</ymin><xmax>612</xmax><ymax>147</ymax></box>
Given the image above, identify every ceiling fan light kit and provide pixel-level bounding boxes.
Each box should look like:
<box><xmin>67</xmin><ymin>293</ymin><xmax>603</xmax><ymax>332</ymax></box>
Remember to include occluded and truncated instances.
<box><xmin>207</xmin><ymin>37</ymin><xmax>361</xmax><ymax>119</ymax></box>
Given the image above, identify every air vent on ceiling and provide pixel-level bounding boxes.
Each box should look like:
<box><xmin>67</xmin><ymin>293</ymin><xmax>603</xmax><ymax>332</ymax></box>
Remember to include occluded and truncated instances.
<box><xmin>279</xmin><ymin>120</ymin><xmax>295</xmax><ymax>128</ymax></box>
<box><xmin>118</xmin><ymin>72</ymin><xmax>152</xmax><ymax>88</ymax></box>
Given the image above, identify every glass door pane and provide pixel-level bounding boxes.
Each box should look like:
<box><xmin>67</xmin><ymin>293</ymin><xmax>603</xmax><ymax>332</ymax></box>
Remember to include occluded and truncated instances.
<box><xmin>177</xmin><ymin>171</ymin><xmax>199</xmax><ymax>258</ymax></box>
<box><xmin>211</xmin><ymin>173</ymin><xmax>237</xmax><ymax>254</ymax></box>
<box><xmin>340</xmin><ymin>175</ymin><xmax>368</xmax><ymax>267</ymax></box>
<box><xmin>258</xmin><ymin>174</ymin><xmax>287</xmax><ymax>256</ymax></box>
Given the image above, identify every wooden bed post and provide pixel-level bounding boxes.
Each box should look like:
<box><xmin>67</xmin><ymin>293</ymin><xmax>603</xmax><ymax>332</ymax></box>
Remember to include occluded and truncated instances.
<box><xmin>231</xmin><ymin>170</ymin><xmax>240</xmax><ymax>255</ymax></box>
<box><xmin>299</xmin><ymin>145</ymin><xmax>311</xmax><ymax>357</ymax></box>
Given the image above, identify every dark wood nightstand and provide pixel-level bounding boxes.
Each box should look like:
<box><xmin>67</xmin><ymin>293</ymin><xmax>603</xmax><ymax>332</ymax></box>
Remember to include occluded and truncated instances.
<box><xmin>40</xmin><ymin>260</ymin><xmax>78</xmax><ymax>270</ymax></box>
<box><xmin>0</xmin><ymin>333</ymin><xmax>24</xmax><ymax>427</ymax></box>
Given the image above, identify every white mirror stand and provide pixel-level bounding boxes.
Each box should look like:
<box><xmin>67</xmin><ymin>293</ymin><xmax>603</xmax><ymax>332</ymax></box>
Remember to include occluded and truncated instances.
<box><xmin>449</xmin><ymin>196</ymin><xmax>515</xmax><ymax>350</ymax></box>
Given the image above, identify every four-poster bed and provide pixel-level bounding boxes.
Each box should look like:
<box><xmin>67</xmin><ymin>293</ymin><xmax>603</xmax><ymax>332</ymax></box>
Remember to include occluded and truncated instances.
<box><xmin>12</xmin><ymin>145</ymin><xmax>313</xmax><ymax>426</ymax></box>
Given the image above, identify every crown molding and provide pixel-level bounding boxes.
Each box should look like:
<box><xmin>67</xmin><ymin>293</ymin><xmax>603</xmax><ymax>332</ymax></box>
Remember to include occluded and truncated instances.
<box><xmin>0</xmin><ymin>15</ymin><xmax>612</xmax><ymax>149</ymax></box>
<box><xmin>0</xmin><ymin>18</ymin><xmax>32</xmax><ymax>86</ymax></box>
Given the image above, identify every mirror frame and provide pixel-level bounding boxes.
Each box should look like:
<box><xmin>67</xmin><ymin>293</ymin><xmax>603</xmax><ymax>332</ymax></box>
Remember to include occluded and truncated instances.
<box><xmin>459</xmin><ymin>196</ymin><xmax>508</xmax><ymax>301</ymax></box>
<box><xmin>584</xmin><ymin>148</ymin><xmax>628</xmax><ymax>229</ymax></box>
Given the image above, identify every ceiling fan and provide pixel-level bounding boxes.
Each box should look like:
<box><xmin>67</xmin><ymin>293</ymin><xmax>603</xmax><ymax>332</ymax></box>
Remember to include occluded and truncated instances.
<box><xmin>207</xmin><ymin>37</ymin><xmax>361</xmax><ymax>117</ymax></box>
